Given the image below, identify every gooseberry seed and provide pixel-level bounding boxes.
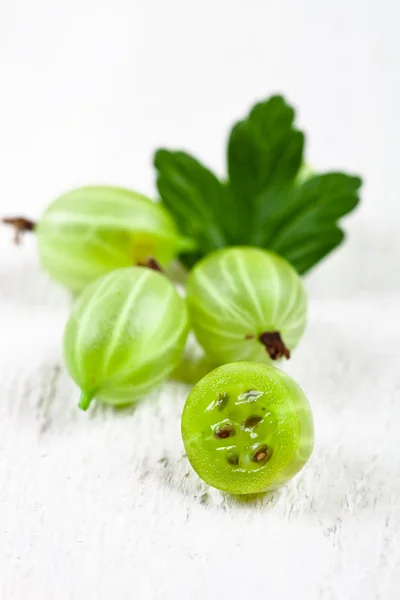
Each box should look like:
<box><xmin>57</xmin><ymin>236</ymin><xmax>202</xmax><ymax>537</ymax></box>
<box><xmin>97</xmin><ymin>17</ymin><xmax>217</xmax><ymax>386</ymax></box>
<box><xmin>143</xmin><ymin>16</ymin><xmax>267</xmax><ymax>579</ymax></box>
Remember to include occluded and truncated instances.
<box><xmin>242</xmin><ymin>415</ymin><xmax>262</xmax><ymax>429</ymax></box>
<box><xmin>214</xmin><ymin>424</ymin><xmax>235</xmax><ymax>439</ymax></box>
<box><xmin>252</xmin><ymin>446</ymin><xmax>273</xmax><ymax>463</ymax></box>
<box><xmin>215</xmin><ymin>392</ymin><xmax>229</xmax><ymax>410</ymax></box>
<box><xmin>227</xmin><ymin>454</ymin><xmax>239</xmax><ymax>466</ymax></box>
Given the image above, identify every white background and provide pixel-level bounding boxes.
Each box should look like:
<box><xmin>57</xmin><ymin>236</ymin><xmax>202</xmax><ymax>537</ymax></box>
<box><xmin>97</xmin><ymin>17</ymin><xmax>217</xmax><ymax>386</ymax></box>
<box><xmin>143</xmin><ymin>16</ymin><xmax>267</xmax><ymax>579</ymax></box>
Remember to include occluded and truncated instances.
<box><xmin>0</xmin><ymin>1</ymin><xmax>399</xmax><ymax>599</ymax></box>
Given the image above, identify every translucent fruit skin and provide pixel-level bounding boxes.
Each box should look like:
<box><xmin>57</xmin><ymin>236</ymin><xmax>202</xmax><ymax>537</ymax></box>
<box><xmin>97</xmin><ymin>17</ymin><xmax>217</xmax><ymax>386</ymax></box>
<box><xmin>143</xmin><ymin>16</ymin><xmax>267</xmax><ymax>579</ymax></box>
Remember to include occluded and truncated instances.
<box><xmin>37</xmin><ymin>186</ymin><xmax>193</xmax><ymax>292</ymax></box>
<box><xmin>63</xmin><ymin>267</ymin><xmax>189</xmax><ymax>407</ymax></box>
<box><xmin>181</xmin><ymin>362</ymin><xmax>314</xmax><ymax>495</ymax></box>
<box><xmin>186</xmin><ymin>247</ymin><xmax>307</xmax><ymax>365</ymax></box>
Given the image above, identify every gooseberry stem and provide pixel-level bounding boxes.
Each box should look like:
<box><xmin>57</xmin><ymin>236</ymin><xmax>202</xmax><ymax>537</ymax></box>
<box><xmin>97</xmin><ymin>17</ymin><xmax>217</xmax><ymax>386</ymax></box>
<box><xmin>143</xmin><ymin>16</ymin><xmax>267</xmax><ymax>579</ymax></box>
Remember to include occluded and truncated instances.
<box><xmin>2</xmin><ymin>216</ymin><xmax>36</xmax><ymax>244</ymax></box>
<box><xmin>78</xmin><ymin>390</ymin><xmax>95</xmax><ymax>411</ymax></box>
<box><xmin>136</xmin><ymin>257</ymin><xmax>163</xmax><ymax>272</ymax></box>
<box><xmin>259</xmin><ymin>331</ymin><xmax>290</xmax><ymax>360</ymax></box>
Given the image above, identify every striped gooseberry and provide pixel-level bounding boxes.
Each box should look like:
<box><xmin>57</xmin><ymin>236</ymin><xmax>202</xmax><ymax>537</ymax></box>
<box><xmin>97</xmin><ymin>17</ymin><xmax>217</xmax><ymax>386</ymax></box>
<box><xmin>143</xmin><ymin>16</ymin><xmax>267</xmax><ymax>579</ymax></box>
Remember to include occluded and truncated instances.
<box><xmin>3</xmin><ymin>186</ymin><xmax>193</xmax><ymax>292</ymax></box>
<box><xmin>63</xmin><ymin>266</ymin><xmax>188</xmax><ymax>410</ymax></box>
<box><xmin>186</xmin><ymin>247</ymin><xmax>307</xmax><ymax>365</ymax></box>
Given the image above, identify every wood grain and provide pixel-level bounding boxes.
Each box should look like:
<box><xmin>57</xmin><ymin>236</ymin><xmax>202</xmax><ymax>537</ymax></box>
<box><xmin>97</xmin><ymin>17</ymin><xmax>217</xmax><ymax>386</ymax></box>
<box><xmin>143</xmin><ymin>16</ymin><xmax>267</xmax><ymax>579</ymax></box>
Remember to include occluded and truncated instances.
<box><xmin>1</xmin><ymin>0</ymin><xmax>400</xmax><ymax>595</ymax></box>
<box><xmin>0</xmin><ymin>222</ymin><xmax>399</xmax><ymax>600</ymax></box>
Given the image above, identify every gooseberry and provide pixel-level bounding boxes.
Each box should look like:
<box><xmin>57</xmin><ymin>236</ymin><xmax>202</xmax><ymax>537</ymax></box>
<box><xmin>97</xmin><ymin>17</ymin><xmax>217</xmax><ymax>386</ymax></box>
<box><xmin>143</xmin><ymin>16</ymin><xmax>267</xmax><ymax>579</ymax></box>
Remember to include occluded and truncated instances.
<box><xmin>181</xmin><ymin>361</ymin><xmax>314</xmax><ymax>494</ymax></box>
<box><xmin>186</xmin><ymin>247</ymin><xmax>307</xmax><ymax>365</ymax></box>
<box><xmin>63</xmin><ymin>266</ymin><xmax>188</xmax><ymax>410</ymax></box>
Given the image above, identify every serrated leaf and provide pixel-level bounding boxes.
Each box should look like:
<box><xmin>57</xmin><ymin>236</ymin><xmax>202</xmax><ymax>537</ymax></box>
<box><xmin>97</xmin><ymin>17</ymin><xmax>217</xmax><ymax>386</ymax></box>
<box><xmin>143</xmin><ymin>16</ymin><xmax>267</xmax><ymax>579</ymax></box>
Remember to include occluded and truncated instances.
<box><xmin>227</xmin><ymin>95</ymin><xmax>304</xmax><ymax>200</ymax></box>
<box><xmin>255</xmin><ymin>173</ymin><xmax>361</xmax><ymax>273</ymax></box>
<box><xmin>154</xmin><ymin>95</ymin><xmax>362</xmax><ymax>274</ymax></box>
<box><xmin>154</xmin><ymin>150</ymin><xmax>237</xmax><ymax>267</ymax></box>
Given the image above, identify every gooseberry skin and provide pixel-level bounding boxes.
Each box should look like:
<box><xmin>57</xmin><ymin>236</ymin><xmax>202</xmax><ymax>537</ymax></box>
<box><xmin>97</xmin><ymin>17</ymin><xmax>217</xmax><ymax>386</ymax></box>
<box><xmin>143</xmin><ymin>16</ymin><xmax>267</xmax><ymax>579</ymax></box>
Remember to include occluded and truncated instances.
<box><xmin>63</xmin><ymin>267</ymin><xmax>189</xmax><ymax>409</ymax></box>
<box><xmin>186</xmin><ymin>247</ymin><xmax>307</xmax><ymax>365</ymax></box>
<box><xmin>36</xmin><ymin>186</ymin><xmax>193</xmax><ymax>292</ymax></box>
<box><xmin>181</xmin><ymin>362</ymin><xmax>314</xmax><ymax>495</ymax></box>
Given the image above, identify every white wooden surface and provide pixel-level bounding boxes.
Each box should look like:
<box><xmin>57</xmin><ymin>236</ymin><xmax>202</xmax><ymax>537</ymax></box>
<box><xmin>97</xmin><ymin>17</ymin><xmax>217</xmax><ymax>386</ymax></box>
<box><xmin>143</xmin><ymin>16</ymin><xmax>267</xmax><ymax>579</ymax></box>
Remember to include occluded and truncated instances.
<box><xmin>1</xmin><ymin>1</ymin><xmax>400</xmax><ymax>598</ymax></box>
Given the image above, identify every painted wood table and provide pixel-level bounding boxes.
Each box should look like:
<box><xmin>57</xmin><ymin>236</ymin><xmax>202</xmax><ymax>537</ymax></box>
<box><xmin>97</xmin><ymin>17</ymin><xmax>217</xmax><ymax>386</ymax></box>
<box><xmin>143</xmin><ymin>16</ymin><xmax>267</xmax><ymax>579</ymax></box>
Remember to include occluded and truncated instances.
<box><xmin>0</xmin><ymin>219</ymin><xmax>399</xmax><ymax>599</ymax></box>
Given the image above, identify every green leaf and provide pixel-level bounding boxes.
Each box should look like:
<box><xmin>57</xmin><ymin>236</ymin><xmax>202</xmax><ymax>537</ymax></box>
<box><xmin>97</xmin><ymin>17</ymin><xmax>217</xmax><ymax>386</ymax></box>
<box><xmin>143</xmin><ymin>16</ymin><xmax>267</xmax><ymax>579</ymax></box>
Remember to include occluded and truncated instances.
<box><xmin>154</xmin><ymin>95</ymin><xmax>362</xmax><ymax>273</ymax></box>
<box><xmin>254</xmin><ymin>173</ymin><xmax>362</xmax><ymax>273</ymax></box>
<box><xmin>226</xmin><ymin>96</ymin><xmax>304</xmax><ymax>244</ymax></box>
<box><xmin>228</xmin><ymin>95</ymin><xmax>304</xmax><ymax>198</ymax></box>
<box><xmin>154</xmin><ymin>150</ymin><xmax>234</xmax><ymax>267</ymax></box>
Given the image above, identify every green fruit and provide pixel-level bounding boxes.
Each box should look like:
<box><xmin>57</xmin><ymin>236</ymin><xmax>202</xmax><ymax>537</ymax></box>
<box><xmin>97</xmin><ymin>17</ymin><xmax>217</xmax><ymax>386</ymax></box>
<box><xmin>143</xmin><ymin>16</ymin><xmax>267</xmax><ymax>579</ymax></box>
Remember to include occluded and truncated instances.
<box><xmin>186</xmin><ymin>247</ymin><xmax>307</xmax><ymax>365</ymax></box>
<box><xmin>181</xmin><ymin>362</ymin><xmax>314</xmax><ymax>495</ymax></box>
<box><xmin>36</xmin><ymin>186</ymin><xmax>193</xmax><ymax>292</ymax></box>
<box><xmin>63</xmin><ymin>266</ymin><xmax>188</xmax><ymax>410</ymax></box>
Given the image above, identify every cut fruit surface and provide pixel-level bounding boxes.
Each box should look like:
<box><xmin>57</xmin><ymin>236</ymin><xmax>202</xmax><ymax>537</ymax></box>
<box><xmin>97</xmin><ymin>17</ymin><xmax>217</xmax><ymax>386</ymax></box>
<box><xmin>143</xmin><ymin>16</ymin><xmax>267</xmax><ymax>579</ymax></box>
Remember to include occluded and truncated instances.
<box><xmin>181</xmin><ymin>362</ymin><xmax>314</xmax><ymax>495</ymax></box>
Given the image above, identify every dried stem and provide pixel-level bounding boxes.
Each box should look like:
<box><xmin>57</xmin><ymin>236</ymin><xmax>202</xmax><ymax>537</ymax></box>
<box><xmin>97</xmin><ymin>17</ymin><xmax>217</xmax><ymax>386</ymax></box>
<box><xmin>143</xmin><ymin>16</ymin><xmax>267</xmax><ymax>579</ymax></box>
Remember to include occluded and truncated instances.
<box><xmin>2</xmin><ymin>217</ymin><xmax>36</xmax><ymax>244</ymax></box>
<box><xmin>136</xmin><ymin>257</ymin><xmax>163</xmax><ymax>272</ymax></box>
<box><xmin>258</xmin><ymin>331</ymin><xmax>290</xmax><ymax>360</ymax></box>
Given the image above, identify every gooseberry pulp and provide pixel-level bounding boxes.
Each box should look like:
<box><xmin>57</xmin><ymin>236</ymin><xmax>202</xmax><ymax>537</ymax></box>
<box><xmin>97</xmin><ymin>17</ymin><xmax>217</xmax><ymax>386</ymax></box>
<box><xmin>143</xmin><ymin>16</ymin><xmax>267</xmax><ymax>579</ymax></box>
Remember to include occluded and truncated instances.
<box><xmin>186</xmin><ymin>247</ymin><xmax>307</xmax><ymax>365</ymax></box>
<box><xmin>63</xmin><ymin>266</ymin><xmax>188</xmax><ymax>410</ymax></box>
<box><xmin>181</xmin><ymin>362</ymin><xmax>314</xmax><ymax>495</ymax></box>
<box><xmin>3</xmin><ymin>186</ymin><xmax>193</xmax><ymax>292</ymax></box>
